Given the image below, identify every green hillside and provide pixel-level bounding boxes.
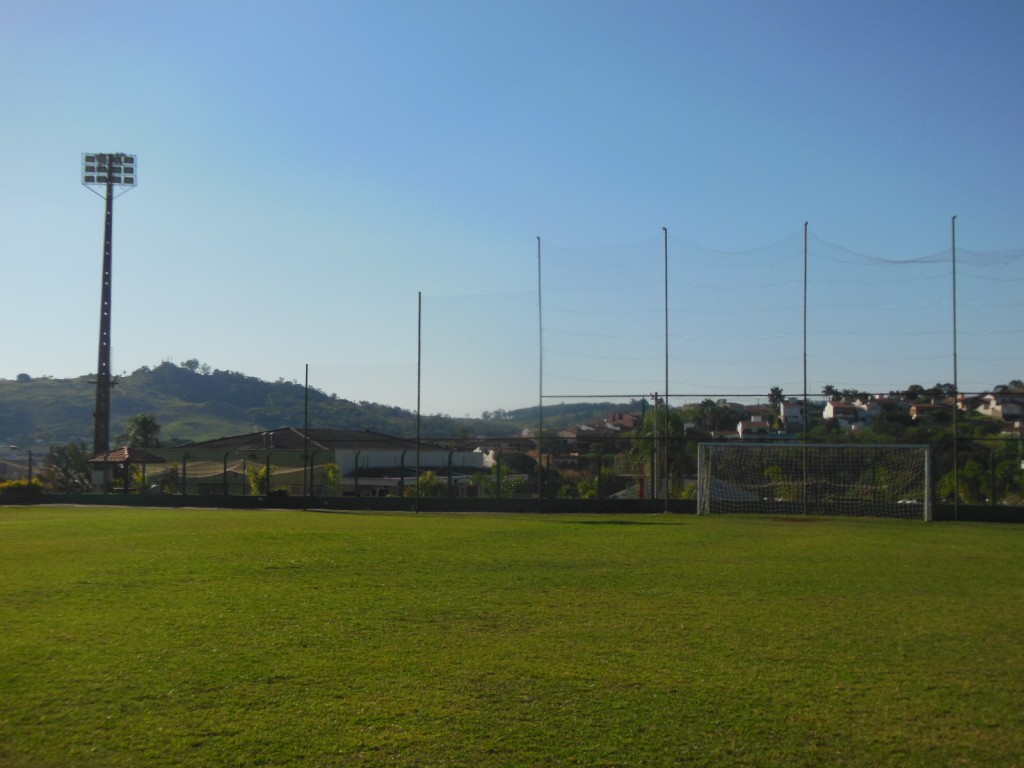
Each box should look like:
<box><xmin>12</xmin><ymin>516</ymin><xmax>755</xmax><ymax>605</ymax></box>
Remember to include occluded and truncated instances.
<box><xmin>0</xmin><ymin>363</ymin><xmax>632</xmax><ymax>449</ymax></box>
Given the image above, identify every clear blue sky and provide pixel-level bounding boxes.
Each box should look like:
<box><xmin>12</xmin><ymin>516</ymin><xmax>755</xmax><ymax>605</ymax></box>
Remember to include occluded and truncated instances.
<box><xmin>2</xmin><ymin>1</ymin><xmax>1022</xmax><ymax>418</ymax></box>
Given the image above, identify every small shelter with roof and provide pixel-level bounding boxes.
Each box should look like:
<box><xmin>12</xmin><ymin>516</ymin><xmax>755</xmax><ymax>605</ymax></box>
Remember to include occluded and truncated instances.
<box><xmin>87</xmin><ymin>446</ymin><xmax>167</xmax><ymax>492</ymax></box>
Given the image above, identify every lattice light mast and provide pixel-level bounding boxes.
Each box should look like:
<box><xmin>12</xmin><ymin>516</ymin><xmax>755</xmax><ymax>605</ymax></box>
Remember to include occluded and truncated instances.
<box><xmin>81</xmin><ymin>153</ymin><xmax>136</xmax><ymax>456</ymax></box>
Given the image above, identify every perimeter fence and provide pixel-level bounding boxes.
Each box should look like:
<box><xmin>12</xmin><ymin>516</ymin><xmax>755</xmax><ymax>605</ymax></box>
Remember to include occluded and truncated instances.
<box><xmin>304</xmin><ymin>229</ymin><xmax>1023</xmax><ymax>422</ymax></box>
<box><xmin>291</xmin><ymin>228</ymin><xmax>1024</xmax><ymax>509</ymax></box>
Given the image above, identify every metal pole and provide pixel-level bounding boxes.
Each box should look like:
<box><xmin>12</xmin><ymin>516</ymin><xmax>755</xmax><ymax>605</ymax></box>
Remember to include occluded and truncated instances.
<box><xmin>803</xmin><ymin>221</ymin><xmax>809</xmax><ymax>514</ymax></box>
<box><xmin>353</xmin><ymin>451</ymin><xmax>360</xmax><ymax>498</ymax></box>
<box><xmin>952</xmin><ymin>215</ymin><xmax>959</xmax><ymax>520</ymax></box>
<box><xmin>416</xmin><ymin>291</ymin><xmax>422</xmax><ymax>513</ymax></box>
<box><xmin>663</xmin><ymin>227</ymin><xmax>669</xmax><ymax>511</ymax></box>
<box><xmin>803</xmin><ymin>221</ymin><xmax>808</xmax><ymax>443</ymax></box>
<box><xmin>537</xmin><ymin>236</ymin><xmax>544</xmax><ymax>508</ymax></box>
<box><xmin>924</xmin><ymin>445</ymin><xmax>933</xmax><ymax>522</ymax></box>
<box><xmin>303</xmin><ymin>363</ymin><xmax>309</xmax><ymax>509</ymax></box>
<box><xmin>93</xmin><ymin>175</ymin><xmax>115</xmax><ymax>457</ymax></box>
<box><xmin>696</xmin><ymin>444</ymin><xmax>704</xmax><ymax>515</ymax></box>
<box><xmin>447</xmin><ymin>450</ymin><xmax>454</xmax><ymax>498</ymax></box>
<box><xmin>652</xmin><ymin>392</ymin><xmax>659</xmax><ymax>501</ymax></box>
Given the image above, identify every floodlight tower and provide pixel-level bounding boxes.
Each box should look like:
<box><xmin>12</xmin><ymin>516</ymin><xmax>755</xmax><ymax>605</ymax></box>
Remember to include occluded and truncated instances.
<box><xmin>81</xmin><ymin>153</ymin><xmax>136</xmax><ymax>456</ymax></box>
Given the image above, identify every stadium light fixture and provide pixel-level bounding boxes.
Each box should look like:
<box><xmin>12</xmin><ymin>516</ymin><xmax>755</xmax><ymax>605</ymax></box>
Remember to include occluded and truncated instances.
<box><xmin>81</xmin><ymin>153</ymin><xmax>137</xmax><ymax>189</ymax></box>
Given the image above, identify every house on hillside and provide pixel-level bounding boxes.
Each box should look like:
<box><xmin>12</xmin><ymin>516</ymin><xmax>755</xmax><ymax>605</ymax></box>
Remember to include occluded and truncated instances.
<box><xmin>746</xmin><ymin>404</ymin><xmax>775</xmax><ymax>423</ymax></box>
<box><xmin>976</xmin><ymin>394</ymin><xmax>1023</xmax><ymax>422</ymax></box>
<box><xmin>866</xmin><ymin>395</ymin><xmax>907</xmax><ymax>417</ymax></box>
<box><xmin>780</xmin><ymin>398</ymin><xmax>807</xmax><ymax>431</ymax></box>
<box><xmin>852</xmin><ymin>397</ymin><xmax>884</xmax><ymax>422</ymax></box>
<box><xmin>607</xmin><ymin>411</ymin><xmax>641</xmax><ymax>430</ymax></box>
<box><xmin>1001</xmin><ymin>420</ymin><xmax>1024</xmax><ymax>439</ymax></box>
<box><xmin>823</xmin><ymin>401</ymin><xmax>861</xmax><ymax>429</ymax></box>
<box><xmin>737</xmin><ymin>417</ymin><xmax>772</xmax><ymax>439</ymax></box>
<box><xmin>910</xmin><ymin>402</ymin><xmax>954</xmax><ymax>421</ymax></box>
<box><xmin>546</xmin><ymin>422</ymin><xmax>624</xmax><ymax>466</ymax></box>
<box><xmin>473</xmin><ymin>436</ymin><xmax>535</xmax><ymax>466</ymax></box>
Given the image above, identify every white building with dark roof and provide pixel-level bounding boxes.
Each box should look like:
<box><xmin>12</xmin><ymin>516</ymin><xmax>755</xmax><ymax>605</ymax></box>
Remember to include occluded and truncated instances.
<box><xmin>157</xmin><ymin>427</ymin><xmax>485</xmax><ymax>497</ymax></box>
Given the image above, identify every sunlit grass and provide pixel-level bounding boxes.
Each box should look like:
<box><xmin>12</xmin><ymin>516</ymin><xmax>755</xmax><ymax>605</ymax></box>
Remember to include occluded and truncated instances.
<box><xmin>1</xmin><ymin>506</ymin><xmax>1022</xmax><ymax>766</ymax></box>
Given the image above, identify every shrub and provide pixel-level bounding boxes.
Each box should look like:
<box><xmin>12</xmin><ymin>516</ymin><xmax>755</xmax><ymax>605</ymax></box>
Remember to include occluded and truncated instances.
<box><xmin>0</xmin><ymin>478</ymin><xmax>43</xmax><ymax>496</ymax></box>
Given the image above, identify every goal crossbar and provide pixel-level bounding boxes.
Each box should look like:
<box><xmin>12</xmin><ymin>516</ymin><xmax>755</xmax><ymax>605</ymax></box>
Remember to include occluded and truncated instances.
<box><xmin>697</xmin><ymin>443</ymin><xmax>932</xmax><ymax>521</ymax></box>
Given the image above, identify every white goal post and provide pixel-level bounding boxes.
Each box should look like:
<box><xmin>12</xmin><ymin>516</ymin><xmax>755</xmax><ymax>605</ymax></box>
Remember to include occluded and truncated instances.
<box><xmin>697</xmin><ymin>443</ymin><xmax>932</xmax><ymax>520</ymax></box>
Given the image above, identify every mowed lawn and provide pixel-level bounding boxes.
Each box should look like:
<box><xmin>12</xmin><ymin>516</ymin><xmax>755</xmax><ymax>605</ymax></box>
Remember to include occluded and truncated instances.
<box><xmin>1</xmin><ymin>507</ymin><xmax>1022</xmax><ymax>767</ymax></box>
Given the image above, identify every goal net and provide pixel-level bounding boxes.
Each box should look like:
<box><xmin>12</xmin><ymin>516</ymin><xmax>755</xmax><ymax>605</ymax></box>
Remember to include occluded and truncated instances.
<box><xmin>697</xmin><ymin>443</ymin><xmax>932</xmax><ymax>520</ymax></box>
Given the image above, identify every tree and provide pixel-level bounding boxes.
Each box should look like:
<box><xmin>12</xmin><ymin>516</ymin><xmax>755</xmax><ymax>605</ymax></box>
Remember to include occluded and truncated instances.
<box><xmin>767</xmin><ymin>387</ymin><xmax>785</xmax><ymax>430</ymax></box>
<box><xmin>822</xmin><ymin>384</ymin><xmax>838</xmax><ymax>400</ymax></box>
<box><xmin>579</xmin><ymin>467</ymin><xmax>615</xmax><ymax>499</ymax></box>
<box><xmin>246</xmin><ymin>465</ymin><xmax>269</xmax><ymax>495</ymax></box>
<box><xmin>628</xmin><ymin>406</ymin><xmax>693</xmax><ymax>495</ymax></box>
<box><xmin>764</xmin><ymin>464</ymin><xmax>798</xmax><ymax>502</ymax></box>
<box><xmin>321</xmin><ymin>462</ymin><xmax>343</xmax><ymax>495</ymax></box>
<box><xmin>502</xmin><ymin>452</ymin><xmax>537</xmax><ymax>475</ymax></box>
<box><xmin>119</xmin><ymin>413</ymin><xmax>161</xmax><ymax>449</ymax></box>
<box><xmin>156</xmin><ymin>465</ymin><xmax>179</xmax><ymax>494</ymax></box>
<box><xmin>904</xmin><ymin>384</ymin><xmax>926</xmax><ymax>401</ymax></box>
<box><xmin>925</xmin><ymin>383</ymin><xmax>956</xmax><ymax>399</ymax></box>
<box><xmin>938</xmin><ymin>460</ymin><xmax>985</xmax><ymax>504</ymax></box>
<box><xmin>408</xmin><ymin>470</ymin><xmax>443</xmax><ymax>497</ymax></box>
<box><xmin>688</xmin><ymin>399</ymin><xmax>739</xmax><ymax>433</ymax></box>
<box><xmin>556</xmin><ymin>482</ymin><xmax>579</xmax><ymax>499</ymax></box>
<box><xmin>694</xmin><ymin>399</ymin><xmax>717</xmax><ymax>432</ymax></box>
<box><xmin>471</xmin><ymin>471</ymin><xmax>497</xmax><ymax>497</ymax></box>
<box><xmin>41</xmin><ymin>442</ymin><xmax>92</xmax><ymax>492</ymax></box>
<box><xmin>536</xmin><ymin>464</ymin><xmax>565</xmax><ymax>499</ymax></box>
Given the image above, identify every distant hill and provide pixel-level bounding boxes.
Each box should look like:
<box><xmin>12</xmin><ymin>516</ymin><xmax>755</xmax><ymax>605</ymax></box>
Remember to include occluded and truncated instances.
<box><xmin>0</xmin><ymin>363</ymin><xmax>638</xmax><ymax>449</ymax></box>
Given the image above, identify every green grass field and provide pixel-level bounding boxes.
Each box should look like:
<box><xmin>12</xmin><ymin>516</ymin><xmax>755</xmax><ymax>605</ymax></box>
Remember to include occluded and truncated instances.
<box><xmin>2</xmin><ymin>506</ymin><xmax>1022</xmax><ymax>767</ymax></box>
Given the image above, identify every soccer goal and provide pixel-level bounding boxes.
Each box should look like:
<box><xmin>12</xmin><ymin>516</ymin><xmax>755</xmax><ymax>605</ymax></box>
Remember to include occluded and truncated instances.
<box><xmin>697</xmin><ymin>443</ymin><xmax>932</xmax><ymax>520</ymax></box>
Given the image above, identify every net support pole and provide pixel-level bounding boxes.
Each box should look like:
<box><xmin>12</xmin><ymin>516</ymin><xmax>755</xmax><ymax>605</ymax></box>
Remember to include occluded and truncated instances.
<box><xmin>652</xmin><ymin>392</ymin><xmax>659</xmax><ymax>502</ymax></box>
<box><xmin>924</xmin><ymin>446</ymin><xmax>933</xmax><ymax>522</ymax></box>
<box><xmin>537</xmin><ymin>236</ymin><xmax>543</xmax><ymax>511</ymax></box>
<box><xmin>303</xmin><ymin>363</ymin><xmax>309</xmax><ymax>508</ymax></box>
<box><xmin>802</xmin><ymin>221</ymin><xmax>809</xmax><ymax>515</ymax></box>
<box><xmin>416</xmin><ymin>291</ymin><xmax>422</xmax><ymax>513</ymax></box>
<box><xmin>696</xmin><ymin>444</ymin><xmax>705</xmax><ymax>515</ymax></box>
<box><xmin>951</xmin><ymin>215</ymin><xmax>959</xmax><ymax>521</ymax></box>
<box><xmin>663</xmin><ymin>227</ymin><xmax>669</xmax><ymax>512</ymax></box>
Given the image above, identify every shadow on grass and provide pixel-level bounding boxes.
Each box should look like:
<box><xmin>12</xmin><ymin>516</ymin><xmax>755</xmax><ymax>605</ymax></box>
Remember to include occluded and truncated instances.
<box><xmin>561</xmin><ymin>518</ymin><xmax>681</xmax><ymax>526</ymax></box>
